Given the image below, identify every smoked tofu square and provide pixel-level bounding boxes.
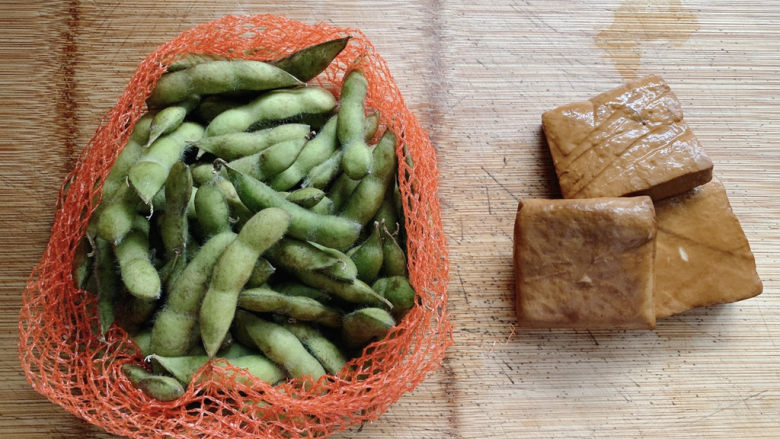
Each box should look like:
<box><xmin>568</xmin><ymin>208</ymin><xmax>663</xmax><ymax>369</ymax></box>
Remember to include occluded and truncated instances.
<box><xmin>514</xmin><ymin>197</ymin><xmax>656</xmax><ymax>329</ymax></box>
<box><xmin>542</xmin><ymin>75</ymin><xmax>713</xmax><ymax>201</ymax></box>
<box><xmin>654</xmin><ymin>179</ymin><xmax>762</xmax><ymax>318</ymax></box>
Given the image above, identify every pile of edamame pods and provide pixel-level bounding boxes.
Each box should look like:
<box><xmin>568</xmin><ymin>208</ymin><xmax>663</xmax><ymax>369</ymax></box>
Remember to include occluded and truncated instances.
<box><xmin>74</xmin><ymin>38</ymin><xmax>417</xmax><ymax>402</ymax></box>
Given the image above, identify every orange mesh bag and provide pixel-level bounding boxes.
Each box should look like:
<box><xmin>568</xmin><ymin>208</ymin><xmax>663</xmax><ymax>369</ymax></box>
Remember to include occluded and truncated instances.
<box><xmin>19</xmin><ymin>14</ymin><xmax>451</xmax><ymax>438</ymax></box>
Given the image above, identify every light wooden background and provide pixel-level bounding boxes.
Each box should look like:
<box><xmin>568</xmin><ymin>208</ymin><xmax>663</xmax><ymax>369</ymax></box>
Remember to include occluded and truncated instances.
<box><xmin>1</xmin><ymin>1</ymin><xmax>778</xmax><ymax>437</ymax></box>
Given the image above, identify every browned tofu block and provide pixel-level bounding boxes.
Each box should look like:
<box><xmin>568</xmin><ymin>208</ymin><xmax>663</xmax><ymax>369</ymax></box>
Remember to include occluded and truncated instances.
<box><xmin>514</xmin><ymin>197</ymin><xmax>656</xmax><ymax>329</ymax></box>
<box><xmin>654</xmin><ymin>179</ymin><xmax>762</xmax><ymax>318</ymax></box>
<box><xmin>542</xmin><ymin>75</ymin><xmax>713</xmax><ymax>201</ymax></box>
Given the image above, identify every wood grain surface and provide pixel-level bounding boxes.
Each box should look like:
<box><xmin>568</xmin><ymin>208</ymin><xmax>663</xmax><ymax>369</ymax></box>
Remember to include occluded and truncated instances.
<box><xmin>1</xmin><ymin>1</ymin><xmax>778</xmax><ymax>437</ymax></box>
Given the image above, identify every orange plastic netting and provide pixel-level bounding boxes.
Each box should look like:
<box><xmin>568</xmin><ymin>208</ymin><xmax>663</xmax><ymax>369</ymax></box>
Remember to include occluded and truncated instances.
<box><xmin>18</xmin><ymin>14</ymin><xmax>451</xmax><ymax>439</ymax></box>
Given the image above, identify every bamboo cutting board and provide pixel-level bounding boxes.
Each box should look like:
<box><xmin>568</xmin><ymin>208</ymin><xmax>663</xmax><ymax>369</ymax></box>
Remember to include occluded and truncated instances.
<box><xmin>1</xmin><ymin>1</ymin><xmax>778</xmax><ymax>437</ymax></box>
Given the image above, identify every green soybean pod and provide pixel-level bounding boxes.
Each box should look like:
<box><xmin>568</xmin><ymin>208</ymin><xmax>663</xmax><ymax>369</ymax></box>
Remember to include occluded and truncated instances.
<box><xmin>205</xmin><ymin>87</ymin><xmax>336</xmax><ymax>137</ymax></box>
<box><xmin>342</xmin><ymin>307</ymin><xmax>396</xmax><ymax>349</ymax></box>
<box><xmin>281</xmin><ymin>321</ymin><xmax>346</xmax><ymax>375</ymax></box>
<box><xmin>246</xmin><ymin>257</ymin><xmax>275</xmax><ymax>288</ymax></box>
<box><xmin>199</xmin><ymin>208</ymin><xmax>290</xmax><ymax>357</ymax></box>
<box><xmin>194</xmin><ymin>179</ymin><xmax>231</xmax><ymax>238</ymax></box>
<box><xmin>308</xmin><ymin>241</ymin><xmax>358</xmax><ymax>282</ymax></box>
<box><xmin>193</xmin><ymin>123</ymin><xmax>310</xmax><ymax>161</ymax></box>
<box><xmin>228</xmin><ymin>137</ymin><xmax>307</xmax><ymax>181</ymax></box>
<box><xmin>191</xmin><ymin>163</ymin><xmax>216</xmax><ymax>186</ymax></box>
<box><xmin>196</xmin><ymin>95</ymin><xmax>248</xmax><ymax>123</ymax></box>
<box><xmin>150</xmin><ymin>353</ymin><xmax>285</xmax><ymax>386</ymax></box>
<box><xmin>274</xmin><ymin>281</ymin><xmax>331</xmax><ymax>303</ymax></box>
<box><xmin>72</xmin><ymin>238</ymin><xmax>92</xmax><ymax>290</ymax></box>
<box><xmin>340</xmin><ymin>130</ymin><xmax>397</xmax><ymax>226</ymax></box>
<box><xmin>167</xmin><ymin>53</ymin><xmax>229</xmax><ymax>73</ymax></box>
<box><xmin>233</xmin><ymin>310</ymin><xmax>325</xmax><ymax>380</ymax></box>
<box><xmin>102</xmin><ymin>113</ymin><xmax>154</xmax><ymax>201</ymax></box>
<box><xmin>327</xmin><ymin>174</ymin><xmax>360</xmax><ymax>212</ymax></box>
<box><xmin>308</xmin><ymin>196</ymin><xmax>334</xmax><ymax>216</ymax></box>
<box><xmin>372</xmin><ymin>276</ymin><xmax>416</xmax><ymax>320</ymax></box>
<box><xmin>270</xmin><ymin>37</ymin><xmax>350</xmax><ymax>82</ymax></box>
<box><xmin>128</xmin><ymin>122</ymin><xmax>204</xmax><ymax>204</ymax></box>
<box><xmin>149</xmin><ymin>231</ymin><xmax>236</xmax><ymax>357</ymax></box>
<box><xmin>269</xmin><ymin>115</ymin><xmax>339</xmax><ymax>191</ymax></box>
<box><xmin>121</xmin><ymin>364</ymin><xmax>185</xmax><ymax>402</ymax></box>
<box><xmin>265</xmin><ymin>238</ymin><xmax>340</xmax><ymax>273</ymax></box>
<box><xmin>132</xmin><ymin>329</ymin><xmax>152</xmax><ymax>356</ymax></box>
<box><xmin>363</xmin><ymin>110</ymin><xmax>380</xmax><ymax>142</ymax></box>
<box><xmin>96</xmin><ymin>185</ymin><xmax>143</xmax><ymax>244</ymax></box>
<box><xmin>374</xmin><ymin>195</ymin><xmax>399</xmax><ymax>236</ymax></box>
<box><xmin>301</xmin><ymin>149</ymin><xmax>342</xmax><ymax>189</ymax></box>
<box><xmin>338</xmin><ymin>71</ymin><xmax>372</xmax><ymax>179</ymax></box>
<box><xmin>285</xmin><ymin>187</ymin><xmax>325</xmax><ymax>208</ymax></box>
<box><xmin>146</xmin><ymin>96</ymin><xmax>200</xmax><ymax>147</ymax></box>
<box><xmin>148</xmin><ymin>60</ymin><xmax>301</xmax><ymax>107</ymax></box>
<box><xmin>292</xmin><ymin>269</ymin><xmax>390</xmax><ymax>308</ymax></box>
<box><xmin>93</xmin><ymin>238</ymin><xmax>119</xmax><ymax>336</ymax></box>
<box><xmin>213</xmin><ymin>176</ymin><xmax>254</xmax><ymax>227</ymax></box>
<box><xmin>225</xmin><ymin>165</ymin><xmax>361</xmax><ymax>250</ymax></box>
<box><xmin>381</xmin><ymin>226</ymin><xmax>408</xmax><ymax>278</ymax></box>
<box><xmin>114</xmin><ymin>216</ymin><xmax>160</xmax><ymax>300</ymax></box>
<box><xmin>237</xmin><ymin>287</ymin><xmax>342</xmax><ymax>328</ymax></box>
<box><xmin>347</xmin><ymin>221</ymin><xmax>384</xmax><ymax>284</ymax></box>
<box><xmin>159</xmin><ymin>162</ymin><xmax>192</xmax><ymax>255</ymax></box>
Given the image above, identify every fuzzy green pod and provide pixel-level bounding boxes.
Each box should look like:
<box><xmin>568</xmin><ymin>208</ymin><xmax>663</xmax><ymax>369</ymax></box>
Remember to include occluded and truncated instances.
<box><xmin>237</xmin><ymin>287</ymin><xmax>342</xmax><ymax>328</ymax></box>
<box><xmin>233</xmin><ymin>310</ymin><xmax>325</xmax><ymax>380</ymax></box>
<box><xmin>342</xmin><ymin>307</ymin><xmax>396</xmax><ymax>349</ymax></box>
<box><xmin>270</xmin><ymin>37</ymin><xmax>350</xmax><ymax>82</ymax></box>
<box><xmin>102</xmin><ymin>113</ymin><xmax>154</xmax><ymax>201</ymax></box>
<box><xmin>128</xmin><ymin>122</ymin><xmax>204</xmax><ymax>204</ymax></box>
<box><xmin>148</xmin><ymin>60</ymin><xmax>301</xmax><ymax>107</ymax></box>
<box><xmin>94</xmin><ymin>238</ymin><xmax>119</xmax><ymax>336</ymax></box>
<box><xmin>114</xmin><ymin>217</ymin><xmax>160</xmax><ymax>301</ymax></box>
<box><xmin>146</xmin><ymin>96</ymin><xmax>200</xmax><ymax>147</ymax></box>
<box><xmin>273</xmin><ymin>281</ymin><xmax>331</xmax><ymax>303</ymax></box>
<box><xmin>149</xmin><ymin>353</ymin><xmax>285</xmax><ymax>386</ymax></box>
<box><xmin>338</xmin><ymin>71</ymin><xmax>372</xmax><ymax>179</ymax></box>
<box><xmin>292</xmin><ymin>269</ymin><xmax>389</xmax><ymax>308</ymax></box>
<box><xmin>194</xmin><ymin>179</ymin><xmax>231</xmax><ymax>238</ymax></box>
<box><xmin>193</xmin><ymin>123</ymin><xmax>310</xmax><ymax>161</ymax></box>
<box><xmin>269</xmin><ymin>115</ymin><xmax>339</xmax><ymax>191</ymax></box>
<box><xmin>339</xmin><ymin>130</ymin><xmax>397</xmax><ymax>226</ymax></box>
<box><xmin>281</xmin><ymin>321</ymin><xmax>346</xmax><ymax>375</ymax></box>
<box><xmin>149</xmin><ymin>231</ymin><xmax>236</xmax><ymax>357</ymax></box>
<box><xmin>228</xmin><ymin>137</ymin><xmax>307</xmax><ymax>181</ymax></box>
<box><xmin>122</xmin><ymin>364</ymin><xmax>185</xmax><ymax>402</ymax></box>
<box><xmin>372</xmin><ymin>276</ymin><xmax>416</xmax><ymax>320</ymax></box>
<box><xmin>205</xmin><ymin>87</ymin><xmax>336</xmax><ymax>137</ymax></box>
<box><xmin>285</xmin><ymin>187</ymin><xmax>325</xmax><ymax>208</ymax></box>
<box><xmin>199</xmin><ymin>208</ymin><xmax>291</xmax><ymax>357</ymax></box>
<box><xmin>224</xmin><ymin>166</ymin><xmax>361</xmax><ymax>250</ymax></box>
<box><xmin>347</xmin><ymin>221</ymin><xmax>384</xmax><ymax>284</ymax></box>
<box><xmin>246</xmin><ymin>257</ymin><xmax>275</xmax><ymax>288</ymax></box>
<box><xmin>302</xmin><ymin>149</ymin><xmax>342</xmax><ymax>189</ymax></box>
<box><xmin>328</xmin><ymin>173</ymin><xmax>360</xmax><ymax>212</ymax></box>
<box><xmin>381</xmin><ymin>226</ymin><xmax>408</xmax><ymax>278</ymax></box>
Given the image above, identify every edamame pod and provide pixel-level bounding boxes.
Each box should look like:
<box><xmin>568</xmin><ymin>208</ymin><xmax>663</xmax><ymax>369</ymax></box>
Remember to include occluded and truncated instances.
<box><xmin>285</xmin><ymin>187</ymin><xmax>325</xmax><ymax>208</ymax></box>
<box><xmin>274</xmin><ymin>281</ymin><xmax>331</xmax><ymax>303</ymax></box>
<box><xmin>340</xmin><ymin>130</ymin><xmax>397</xmax><ymax>226</ymax></box>
<box><xmin>148</xmin><ymin>60</ymin><xmax>301</xmax><ymax>107</ymax></box>
<box><xmin>94</xmin><ymin>238</ymin><xmax>119</xmax><ymax>336</ymax></box>
<box><xmin>150</xmin><ymin>353</ymin><xmax>285</xmax><ymax>386</ymax></box>
<box><xmin>196</xmin><ymin>95</ymin><xmax>247</xmax><ymax>123</ymax></box>
<box><xmin>72</xmin><ymin>238</ymin><xmax>91</xmax><ymax>290</ymax></box>
<box><xmin>194</xmin><ymin>179</ymin><xmax>231</xmax><ymax>238</ymax></box>
<box><xmin>372</xmin><ymin>276</ymin><xmax>416</xmax><ymax>320</ymax></box>
<box><xmin>228</xmin><ymin>137</ymin><xmax>307</xmax><ymax>181</ymax></box>
<box><xmin>205</xmin><ymin>87</ymin><xmax>336</xmax><ymax>137</ymax></box>
<box><xmin>308</xmin><ymin>196</ymin><xmax>334</xmax><ymax>215</ymax></box>
<box><xmin>233</xmin><ymin>310</ymin><xmax>325</xmax><ymax>380</ymax></box>
<box><xmin>246</xmin><ymin>257</ymin><xmax>275</xmax><ymax>288</ymax></box>
<box><xmin>128</xmin><ymin>122</ymin><xmax>204</xmax><ymax>204</ymax></box>
<box><xmin>193</xmin><ymin>123</ymin><xmax>310</xmax><ymax>160</ymax></box>
<box><xmin>347</xmin><ymin>221</ymin><xmax>384</xmax><ymax>284</ymax></box>
<box><xmin>114</xmin><ymin>217</ymin><xmax>160</xmax><ymax>300</ymax></box>
<box><xmin>132</xmin><ymin>329</ymin><xmax>152</xmax><ymax>357</ymax></box>
<box><xmin>225</xmin><ymin>165</ymin><xmax>361</xmax><ymax>250</ymax></box>
<box><xmin>308</xmin><ymin>241</ymin><xmax>358</xmax><ymax>282</ymax></box>
<box><xmin>363</xmin><ymin>110</ymin><xmax>380</xmax><ymax>142</ymax></box>
<box><xmin>281</xmin><ymin>321</ymin><xmax>346</xmax><ymax>375</ymax></box>
<box><xmin>150</xmin><ymin>231</ymin><xmax>236</xmax><ymax>357</ymax></box>
<box><xmin>381</xmin><ymin>226</ymin><xmax>408</xmax><ymax>278</ymax></box>
<box><xmin>269</xmin><ymin>115</ymin><xmax>339</xmax><ymax>191</ymax></box>
<box><xmin>122</xmin><ymin>364</ymin><xmax>185</xmax><ymax>402</ymax></box>
<box><xmin>338</xmin><ymin>71</ymin><xmax>372</xmax><ymax>179</ymax></box>
<box><xmin>292</xmin><ymin>269</ymin><xmax>390</xmax><ymax>308</ymax></box>
<box><xmin>270</xmin><ymin>37</ymin><xmax>350</xmax><ymax>82</ymax></box>
<box><xmin>328</xmin><ymin>174</ymin><xmax>361</xmax><ymax>213</ymax></box>
<box><xmin>146</xmin><ymin>96</ymin><xmax>200</xmax><ymax>147</ymax></box>
<box><xmin>199</xmin><ymin>208</ymin><xmax>291</xmax><ymax>357</ymax></box>
<box><xmin>102</xmin><ymin>114</ymin><xmax>154</xmax><ymax>201</ymax></box>
<box><xmin>302</xmin><ymin>149</ymin><xmax>342</xmax><ymax>189</ymax></box>
<box><xmin>238</xmin><ymin>287</ymin><xmax>342</xmax><ymax>328</ymax></box>
<box><xmin>374</xmin><ymin>195</ymin><xmax>399</xmax><ymax>236</ymax></box>
<box><xmin>96</xmin><ymin>185</ymin><xmax>143</xmax><ymax>244</ymax></box>
<box><xmin>342</xmin><ymin>307</ymin><xmax>395</xmax><ymax>349</ymax></box>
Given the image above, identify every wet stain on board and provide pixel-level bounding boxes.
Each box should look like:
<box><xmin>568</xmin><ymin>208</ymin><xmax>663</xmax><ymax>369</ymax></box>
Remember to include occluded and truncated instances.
<box><xmin>595</xmin><ymin>0</ymin><xmax>699</xmax><ymax>79</ymax></box>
